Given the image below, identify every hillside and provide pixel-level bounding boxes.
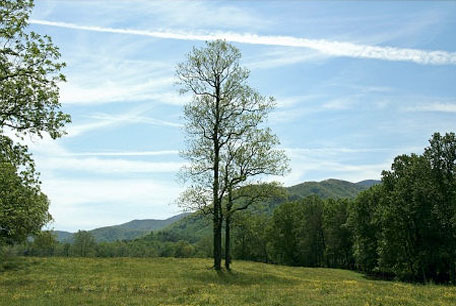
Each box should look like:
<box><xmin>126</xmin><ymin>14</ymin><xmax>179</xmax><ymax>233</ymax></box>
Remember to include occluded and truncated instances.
<box><xmin>287</xmin><ymin>178</ymin><xmax>376</xmax><ymax>200</ymax></box>
<box><xmin>0</xmin><ymin>257</ymin><xmax>452</xmax><ymax>305</ymax></box>
<box><xmin>356</xmin><ymin>179</ymin><xmax>381</xmax><ymax>188</ymax></box>
<box><xmin>54</xmin><ymin>213</ymin><xmax>189</xmax><ymax>243</ymax></box>
<box><xmin>55</xmin><ymin>179</ymin><xmax>380</xmax><ymax>244</ymax></box>
<box><xmin>150</xmin><ymin>178</ymin><xmax>379</xmax><ymax>244</ymax></box>
<box><xmin>53</xmin><ymin>231</ymin><xmax>74</xmax><ymax>242</ymax></box>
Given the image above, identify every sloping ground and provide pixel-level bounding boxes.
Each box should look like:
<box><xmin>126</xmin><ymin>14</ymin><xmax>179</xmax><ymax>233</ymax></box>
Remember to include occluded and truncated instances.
<box><xmin>355</xmin><ymin>179</ymin><xmax>381</xmax><ymax>189</ymax></box>
<box><xmin>0</xmin><ymin>257</ymin><xmax>453</xmax><ymax>305</ymax></box>
<box><xmin>158</xmin><ymin>179</ymin><xmax>380</xmax><ymax>243</ymax></box>
<box><xmin>54</xmin><ymin>179</ymin><xmax>380</xmax><ymax>244</ymax></box>
<box><xmin>54</xmin><ymin>213</ymin><xmax>189</xmax><ymax>243</ymax></box>
<box><xmin>287</xmin><ymin>178</ymin><xmax>375</xmax><ymax>200</ymax></box>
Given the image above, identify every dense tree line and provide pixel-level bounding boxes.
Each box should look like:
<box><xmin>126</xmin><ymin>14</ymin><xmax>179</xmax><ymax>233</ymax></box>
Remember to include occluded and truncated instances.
<box><xmin>8</xmin><ymin>132</ymin><xmax>455</xmax><ymax>284</ymax></box>
<box><xmin>349</xmin><ymin>132</ymin><xmax>456</xmax><ymax>283</ymax></box>
<box><xmin>232</xmin><ymin>132</ymin><xmax>456</xmax><ymax>283</ymax></box>
<box><xmin>231</xmin><ymin>196</ymin><xmax>353</xmax><ymax>270</ymax></box>
<box><xmin>10</xmin><ymin>230</ymin><xmax>198</xmax><ymax>259</ymax></box>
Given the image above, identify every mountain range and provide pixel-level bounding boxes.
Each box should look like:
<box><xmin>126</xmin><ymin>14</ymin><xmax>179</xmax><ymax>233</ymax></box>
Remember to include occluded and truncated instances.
<box><xmin>54</xmin><ymin>214</ymin><xmax>189</xmax><ymax>243</ymax></box>
<box><xmin>54</xmin><ymin>179</ymin><xmax>379</xmax><ymax>243</ymax></box>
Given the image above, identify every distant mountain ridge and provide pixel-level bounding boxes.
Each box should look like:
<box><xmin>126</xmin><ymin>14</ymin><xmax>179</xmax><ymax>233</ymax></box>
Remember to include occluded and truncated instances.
<box><xmin>54</xmin><ymin>179</ymin><xmax>381</xmax><ymax>244</ymax></box>
<box><xmin>54</xmin><ymin>213</ymin><xmax>189</xmax><ymax>243</ymax></box>
<box><xmin>356</xmin><ymin>179</ymin><xmax>381</xmax><ymax>188</ymax></box>
<box><xmin>143</xmin><ymin>178</ymin><xmax>381</xmax><ymax>244</ymax></box>
<box><xmin>287</xmin><ymin>178</ymin><xmax>375</xmax><ymax>200</ymax></box>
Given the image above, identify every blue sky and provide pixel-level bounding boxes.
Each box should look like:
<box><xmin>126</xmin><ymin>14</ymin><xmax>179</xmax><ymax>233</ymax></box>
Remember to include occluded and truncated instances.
<box><xmin>21</xmin><ymin>0</ymin><xmax>456</xmax><ymax>231</ymax></box>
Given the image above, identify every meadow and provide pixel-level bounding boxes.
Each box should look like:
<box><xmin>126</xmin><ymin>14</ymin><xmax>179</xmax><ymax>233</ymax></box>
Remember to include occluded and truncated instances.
<box><xmin>0</xmin><ymin>257</ymin><xmax>455</xmax><ymax>305</ymax></box>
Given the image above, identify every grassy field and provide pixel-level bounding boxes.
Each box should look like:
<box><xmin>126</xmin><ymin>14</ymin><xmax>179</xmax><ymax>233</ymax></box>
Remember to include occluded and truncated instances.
<box><xmin>0</xmin><ymin>257</ymin><xmax>455</xmax><ymax>305</ymax></box>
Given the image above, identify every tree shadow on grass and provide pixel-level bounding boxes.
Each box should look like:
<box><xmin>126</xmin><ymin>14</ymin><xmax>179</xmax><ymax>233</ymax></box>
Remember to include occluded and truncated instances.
<box><xmin>185</xmin><ymin>268</ymin><xmax>298</xmax><ymax>286</ymax></box>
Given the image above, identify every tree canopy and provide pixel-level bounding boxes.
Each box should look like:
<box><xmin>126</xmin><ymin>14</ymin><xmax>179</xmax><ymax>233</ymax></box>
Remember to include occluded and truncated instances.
<box><xmin>177</xmin><ymin>40</ymin><xmax>287</xmax><ymax>270</ymax></box>
<box><xmin>0</xmin><ymin>0</ymin><xmax>69</xmax><ymax>248</ymax></box>
<box><xmin>350</xmin><ymin>132</ymin><xmax>456</xmax><ymax>283</ymax></box>
<box><xmin>1</xmin><ymin>0</ymin><xmax>70</xmax><ymax>139</ymax></box>
<box><xmin>0</xmin><ymin>138</ymin><xmax>51</xmax><ymax>245</ymax></box>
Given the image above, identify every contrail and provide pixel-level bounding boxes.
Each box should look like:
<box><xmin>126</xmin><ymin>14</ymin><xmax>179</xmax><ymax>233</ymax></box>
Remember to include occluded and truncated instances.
<box><xmin>30</xmin><ymin>19</ymin><xmax>456</xmax><ymax>65</ymax></box>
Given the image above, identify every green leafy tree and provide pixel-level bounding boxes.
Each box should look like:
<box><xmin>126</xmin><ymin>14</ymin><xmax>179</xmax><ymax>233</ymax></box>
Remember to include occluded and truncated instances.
<box><xmin>378</xmin><ymin>154</ymin><xmax>438</xmax><ymax>281</ymax></box>
<box><xmin>0</xmin><ymin>137</ymin><xmax>51</xmax><ymax>246</ymax></box>
<box><xmin>348</xmin><ymin>186</ymin><xmax>382</xmax><ymax>273</ymax></box>
<box><xmin>349</xmin><ymin>132</ymin><xmax>456</xmax><ymax>282</ymax></box>
<box><xmin>322</xmin><ymin>198</ymin><xmax>354</xmax><ymax>269</ymax></box>
<box><xmin>424</xmin><ymin>132</ymin><xmax>456</xmax><ymax>283</ymax></box>
<box><xmin>268</xmin><ymin>196</ymin><xmax>327</xmax><ymax>267</ymax></box>
<box><xmin>0</xmin><ymin>0</ymin><xmax>70</xmax><ymax>249</ymax></box>
<box><xmin>294</xmin><ymin>196</ymin><xmax>326</xmax><ymax>267</ymax></box>
<box><xmin>268</xmin><ymin>200</ymin><xmax>305</xmax><ymax>266</ymax></box>
<box><xmin>71</xmin><ymin>231</ymin><xmax>97</xmax><ymax>257</ymax></box>
<box><xmin>232</xmin><ymin>212</ymin><xmax>271</xmax><ymax>263</ymax></box>
<box><xmin>1</xmin><ymin>0</ymin><xmax>70</xmax><ymax>138</ymax></box>
<box><xmin>222</xmin><ymin>136</ymin><xmax>288</xmax><ymax>270</ymax></box>
<box><xmin>177</xmin><ymin>40</ymin><xmax>286</xmax><ymax>270</ymax></box>
<box><xmin>174</xmin><ymin>240</ymin><xmax>195</xmax><ymax>258</ymax></box>
<box><xmin>28</xmin><ymin>230</ymin><xmax>57</xmax><ymax>256</ymax></box>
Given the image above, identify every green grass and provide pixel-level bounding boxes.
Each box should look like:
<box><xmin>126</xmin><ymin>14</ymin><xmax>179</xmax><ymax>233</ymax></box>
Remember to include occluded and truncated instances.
<box><xmin>0</xmin><ymin>257</ymin><xmax>455</xmax><ymax>305</ymax></box>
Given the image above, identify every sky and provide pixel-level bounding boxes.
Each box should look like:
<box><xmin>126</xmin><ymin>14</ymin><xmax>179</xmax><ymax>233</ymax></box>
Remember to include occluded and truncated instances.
<box><xmin>20</xmin><ymin>0</ymin><xmax>456</xmax><ymax>231</ymax></box>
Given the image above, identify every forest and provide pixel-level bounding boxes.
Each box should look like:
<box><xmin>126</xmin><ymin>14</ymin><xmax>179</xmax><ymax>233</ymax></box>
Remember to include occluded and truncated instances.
<box><xmin>5</xmin><ymin>131</ymin><xmax>456</xmax><ymax>284</ymax></box>
<box><xmin>1</xmin><ymin>4</ymin><xmax>456</xmax><ymax>304</ymax></box>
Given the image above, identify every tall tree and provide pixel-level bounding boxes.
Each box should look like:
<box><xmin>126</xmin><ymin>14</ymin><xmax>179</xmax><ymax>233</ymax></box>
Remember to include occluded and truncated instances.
<box><xmin>0</xmin><ymin>0</ymin><xmax>70</xmax><ymax>248</ymax></box>
<box><xmin>348</xmin><ymin>185</ymin><xmax>382</xmax><ymax>273</ymax></box>
<box><xmin>1</xmin><ymin>0</ymin><xmax>70</xmax><ymax>139</ymax></box>
<box><xmin>423</xmin><ymin>132</ymin><xmax>456</xmax><ymax>283</ymax></box>
<box><xmin>176</xmin><ymin>40</ymin><xmax>286</xmax><ymax>270</ymax></box>
<box><xmin>322</xmin><ymin>198</ymin><xmax>354</xmax><ymax>269</ymax></box>
<box><xmin>267</xmin><ymin>196</ymin><xmax>326</xmax><ymax>267</ymax></box>
<box><xmin>349</xmin><ymin>132</ymin><xmax>456</xmax><ymax>283</ymax></box>
<box><xmin>71</xmin><ymin>231</ymin><xmax>97</xmax><ymax>257</ymax></box>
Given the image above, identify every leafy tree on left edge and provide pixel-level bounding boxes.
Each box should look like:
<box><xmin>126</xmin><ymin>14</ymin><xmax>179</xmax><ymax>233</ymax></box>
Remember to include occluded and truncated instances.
<box><xmin>0</xmin><ymin>0</ymin><xmax>70</xmax><ymax>250</ymax></box>
<box><xmin>0</xmin><ymin>137</ymin><xmax>51</xmax><ymax>246</ymax></box>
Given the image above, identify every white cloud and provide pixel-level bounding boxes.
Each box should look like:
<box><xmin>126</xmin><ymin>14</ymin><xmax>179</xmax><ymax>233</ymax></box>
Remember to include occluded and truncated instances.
<box><xmin>31</xmin><ymin>19</ymin><xmax>456</xmax><ymax>65</ymax></box>
<box><xmin>44</xmin><ymin>178</ymin><xmax>180</xmax><ymax>207</ymax></box>
<box><xmin>322</xmin><ymin>97</ymin><xmax>358</xmax><ymax>110</ymax></box>
<box><xmin>67</xmin><ymin>104</ymin><xmax>182</xmax><ymax>137</ymax></box>
<box><xmin>127</xmin><ymin>0</ymin><xmax>270</xmax><ymax>30</ymax></box>
<box><xmin>285</xmin><ymin>147</ymin><xmax>394</xmax><ymax>155</ymax></box>
<box><xmin>271</xmin><ymin>146</ymin><xmax>424</xmax><ymax>186</ymax></box>
<box><xmin>7</xmin><ymin>128</ymin><xmax>183</xmax><ymax>174</ymax></box>
<box><xmin>247</xmin><ymin>48</ymin><xmax>328</xmax><ymax>69</ymax></box>
<box><xmin>274</xmin><ymin>95</ymin><xmax>322</xmax><ymax>108</ymax></box>
<box><xmin>67</xmin><ymin>150</ymin><xmax>179</xmax><ymax>157</ymax></box>
<box><xmin>56</xmin><ymin>45</ymin><xmax>188</xmax><ymax>106</ymax></box>
<box><xmin>43</xmin><ymin>178</ymin><xmax>183</xmax><ymax>231</ymax></box>
<box><xmin>60</xmin><ymin>75</ymin><xmax>189</xmax><ymax>106</ymax></box>
<box><xmin>407</xmin><ymin>102</ymin><xmax>456</xmax><ymax>113</ymax></box>
<box><xmin>36</xmin><ymin>156</ymin><xmax>184</xmax><ymax>174</ymax></box>
<box><xmin>269</xmin><ymin>157</ymin><xmax>387</xmax><ymax>187</ymax></box>
<box><xmin>34</xmin><ymin>0</ymin><xmax>270</xmax><ymax>32</ymax></box>
<box><xmin>7</xmin><ymin>131</ymin><xmax>185</xmax><ymax>231</ymax></box>
<box><xmin>60</xmin><ymin>76</ymin><xmax>179</xmax><ymax>105</ymax></box>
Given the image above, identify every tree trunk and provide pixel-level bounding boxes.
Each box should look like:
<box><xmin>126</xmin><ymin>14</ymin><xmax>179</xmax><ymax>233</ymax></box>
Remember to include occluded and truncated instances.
<box><xmin>212</xmin><ymin>79</ymin><xmax>222</xmax><ymax>271</ymax></box>
<box><xmin>225</xmin><ymin>189</ymin><xmax>233</xmax><ymax>270</ymax></box>
<box><xmin>213</xmin><ymin>211</ymin><xmax>222</xmax><ymax>270</ymax></box>
<box><xmin>225</xmin><ymin>212</ymin><xmax>231</xmax><ymax>270</ymax></box>
<box><xmin>450</xmin><ymin>261</ymin><xmax>456</xmax><ymax>284</ymax></box>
